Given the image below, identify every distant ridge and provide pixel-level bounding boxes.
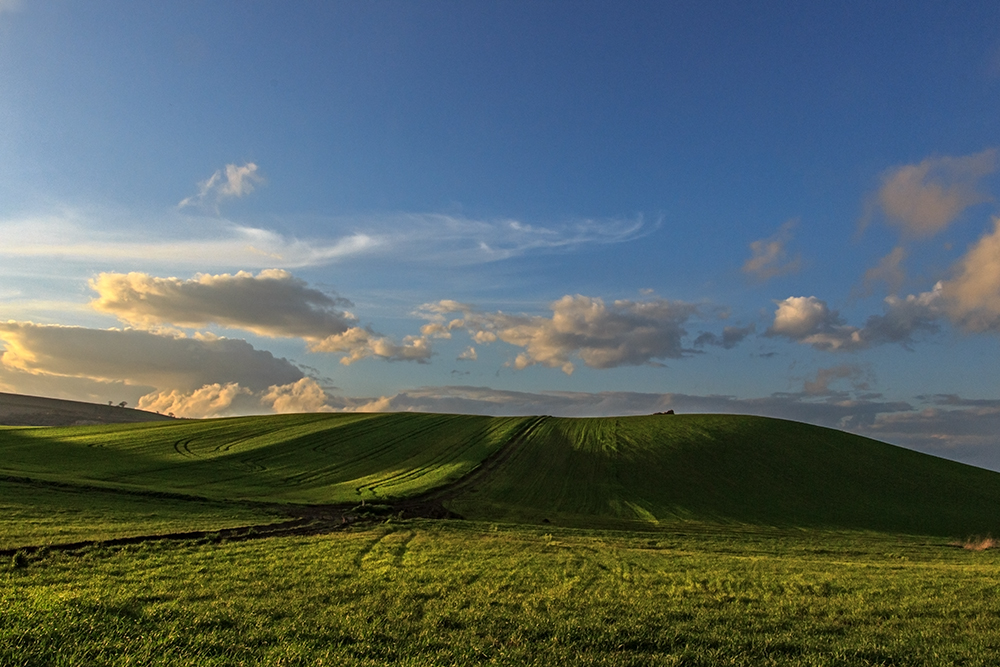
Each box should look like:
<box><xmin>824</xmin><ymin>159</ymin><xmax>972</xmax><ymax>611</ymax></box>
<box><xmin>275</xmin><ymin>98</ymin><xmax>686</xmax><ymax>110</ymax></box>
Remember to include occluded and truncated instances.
<box><xmin>0</xmin><ymin>391</ymin><xmax>175</xmax><ymax>426</ymax></box>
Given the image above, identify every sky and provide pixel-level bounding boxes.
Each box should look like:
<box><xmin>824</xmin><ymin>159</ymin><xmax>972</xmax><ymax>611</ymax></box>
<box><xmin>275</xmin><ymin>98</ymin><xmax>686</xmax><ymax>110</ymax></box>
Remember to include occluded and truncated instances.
<box><xmin>3</xmin><ymin>2</ymin><xmax>1000</xmax><ymax>468</ymax></box>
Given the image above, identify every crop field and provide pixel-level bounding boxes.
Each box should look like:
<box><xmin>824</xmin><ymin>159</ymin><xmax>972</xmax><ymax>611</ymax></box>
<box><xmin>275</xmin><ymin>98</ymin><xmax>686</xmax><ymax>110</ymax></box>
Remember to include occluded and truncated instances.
<box><xmin>5</xmin><ymin>410</ymin><xmax>1000</xmax><ymax>664</ymax></box>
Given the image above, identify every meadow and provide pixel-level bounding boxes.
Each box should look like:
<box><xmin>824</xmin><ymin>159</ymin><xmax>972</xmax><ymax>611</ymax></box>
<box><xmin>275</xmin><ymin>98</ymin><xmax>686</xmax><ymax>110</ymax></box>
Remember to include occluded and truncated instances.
<box><xmin>5</xmin><ymin>522</ymin><xmax>1000</xmax><ymax>666</ymax></box>
<box><xmin>4</xmin><ymin>411</ymin><xmax>1000</xmax><ymax>665</ymax></box>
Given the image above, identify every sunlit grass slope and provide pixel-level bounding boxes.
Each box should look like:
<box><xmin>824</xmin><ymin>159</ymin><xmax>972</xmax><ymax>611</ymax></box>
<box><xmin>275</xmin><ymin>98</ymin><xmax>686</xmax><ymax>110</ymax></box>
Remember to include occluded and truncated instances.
<box><xmin>447</xmin><ymin>414</ymin><xmax>1000</xmax><ymax>536</ymax></box>
<box><xmin>0</xmin><ymin>413</ymin><xmax>531</xmax><ymax>504</ymax></box>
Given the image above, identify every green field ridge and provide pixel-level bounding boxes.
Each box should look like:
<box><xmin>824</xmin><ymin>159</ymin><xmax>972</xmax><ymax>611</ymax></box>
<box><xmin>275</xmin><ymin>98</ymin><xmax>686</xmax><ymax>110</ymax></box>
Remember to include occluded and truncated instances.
<box><xmin>2</xmin><ymin>411</ymin><xmax>999</xmax><ymax>538</ymax></box>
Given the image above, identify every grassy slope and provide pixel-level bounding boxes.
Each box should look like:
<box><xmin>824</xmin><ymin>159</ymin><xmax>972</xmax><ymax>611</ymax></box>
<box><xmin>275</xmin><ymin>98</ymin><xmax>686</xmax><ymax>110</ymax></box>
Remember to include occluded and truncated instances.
<box><xmin>447</xmin><ymin>414</ymin><xmax>1000</xmax><ymax>536</ymax></box>
<box><xmin>4</xmin><ymin>411</ymin><xmax>1000</xmax><ymax>537</ymax></box>
<box><xmin>0</xmin><ymin>412</ymin><xmax>532</xmax><ymax>504</ymax></box>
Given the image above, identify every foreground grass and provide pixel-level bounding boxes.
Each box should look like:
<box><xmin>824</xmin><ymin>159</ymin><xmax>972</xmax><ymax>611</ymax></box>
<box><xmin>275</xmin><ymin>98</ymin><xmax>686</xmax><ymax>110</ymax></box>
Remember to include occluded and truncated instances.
<box><xmin>5</xmin><ymin>521</ymin><xmax>1000</xmax><ymax>666</ymax></box>
<box><xmin>0</xmin><ymin>480</ymin><xmax>285</xmax><ymax>550</ymax></box>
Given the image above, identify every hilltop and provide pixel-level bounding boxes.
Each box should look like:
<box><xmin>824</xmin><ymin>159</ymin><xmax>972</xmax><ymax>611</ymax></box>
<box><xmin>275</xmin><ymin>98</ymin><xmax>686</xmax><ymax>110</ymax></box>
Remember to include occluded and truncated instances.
<box><xmin>0</xmin><ymin>391</ymin><xmax>174</xmax><ymax>426</ymax></box>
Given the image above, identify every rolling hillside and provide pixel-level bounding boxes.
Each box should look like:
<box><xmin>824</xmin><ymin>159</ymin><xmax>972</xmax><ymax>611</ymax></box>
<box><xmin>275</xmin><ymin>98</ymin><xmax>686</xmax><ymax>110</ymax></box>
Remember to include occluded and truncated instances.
<box><xmin>0</xmin><ymin>412</ymin><xmax>532</xmax><ymax>504</ymax></box>
<box><xmin>2</xmin><ymin>404</ymin><xmax>999</xmax><ymax>536</ymax></box>
<box><xmin>444</xmin><ymin>414</ymin><xmax>1000</xmax><ymax>536</ymax></box>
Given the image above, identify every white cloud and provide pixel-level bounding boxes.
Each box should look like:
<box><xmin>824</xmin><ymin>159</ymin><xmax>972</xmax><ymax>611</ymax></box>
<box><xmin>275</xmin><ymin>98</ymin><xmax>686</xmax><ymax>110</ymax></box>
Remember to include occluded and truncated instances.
<box><xmin>742</xmin><ymin>220</ymin><xmax>801</xmax><ymax>282</ymax></box>
<box><xmin>424</xmin><ymin>295</ymin><xmax>699</xmax><ymax>374</ymax></box>
<box><xmin>0</xmin><ymin>321</ymin><xmax>303</xmax><ymax>391</ymax></box>
<box><xmin>90</xmin><ymin>269</ymin><xmax>356</xmax><ymax>340</ymax></box>
<box><xmin>260</xmin><ymin>377</ymin><xmax>335</xmax><ymax>413</ymax></box>
<box><xmin>875</xmin><ymin>149</ymin><xmax>996</xmax><ymax>238</ymax></box>
<box><xmin>311</xmin><ymin>327</ymin><xmax>433</xmax><ymax>365</ymax></box>
<box><xmin>767</xmin><ymin>291</ymin><xmax>941</xmax><ymax>351</ymax></box>
<box><xmin>179</xmin><ymin>162</ymin><xmax>264</xmax><ymax>210</ymax></box>
<box><xmin>457</xmin><ymin>346</ymin><xmax>477</xmax><ymax>361</ymax></box>
<box><xmin>134</xmin><ymin>378</ymin><xmax>335</xmax><ymax>418</ymax></box>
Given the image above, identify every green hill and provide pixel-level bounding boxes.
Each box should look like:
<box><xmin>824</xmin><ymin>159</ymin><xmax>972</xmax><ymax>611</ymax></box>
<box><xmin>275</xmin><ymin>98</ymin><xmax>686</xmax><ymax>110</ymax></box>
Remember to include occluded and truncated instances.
<box><xmin>443</xmin><ymin>414</ymin><xmax>1000</xmax><ymax>536</ymax></box>
<box><xmin>2</xmin><ymin>409</ymin><xmax>999</xmax><ymax>536</ymax></box>
<box><xmin>0</xmin><ymin>412</ymin><xmax>532</xmax><ymax>504</ymax></box>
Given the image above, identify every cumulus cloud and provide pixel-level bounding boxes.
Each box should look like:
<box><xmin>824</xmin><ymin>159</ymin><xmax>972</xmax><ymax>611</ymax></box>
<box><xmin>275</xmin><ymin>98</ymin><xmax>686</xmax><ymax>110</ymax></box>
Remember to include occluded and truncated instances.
<box><xmin>0</xmin><ymin>321</ymin><xmax>303</xmax><ymax>391</ymax></box>
<box><xmin>135</xmin><ymin>377</ymin><xmax>335</xmax><ymax>418</ymax></box>
<box><xmin>875</xmin><ymin>149</ymin><xmax>996</xmax><ymax>238</ymax></box>
<box><xmin>260</xmin><ymin>377</ymin><xmax>335</xmax><ymax>413</ymax></box>
<box><xmin>424</xmin><ymin>295</ymin><xmax>699</xmax><ymax>374</ymax></box>
<box><xmin>179</xmin><ymin>162</ymin><xmax>264</xmax><ymax>210</ymax></box>
<box><xmin>457</xmin><ymin>346</ymin><xmax>477</xmax><ymax>361</ymax></box>
<box><xmin>767</xmin><ymin>291</ymin><xmax>941</xmax><ymax>351</ymax></box>
<box><xmin>90</xmin><ymin>269</ymin><xmax>356</xmax><ymax>340</ymax></box>
<box><xmin>742</xmin><ymin>220</ymin><xmax>802</xmax><ymax>282</ymax></box>
<box><xmin>311</xmin><ymin>327</ymin><xmax>433</xmax><ymax>365</ymax></box>
<box><xmin>938</xmin><ymin>217</ymin><xmax>1000</xmax><ymax>332</ymax></box>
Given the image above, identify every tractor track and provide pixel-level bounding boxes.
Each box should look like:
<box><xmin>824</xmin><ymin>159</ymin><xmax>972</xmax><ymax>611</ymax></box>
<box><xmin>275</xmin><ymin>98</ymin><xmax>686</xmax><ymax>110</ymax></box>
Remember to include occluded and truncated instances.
<box><xmin>1</xmin><ymin>416</ymin><xmax>549</xmax><ymax>559</ymax></box>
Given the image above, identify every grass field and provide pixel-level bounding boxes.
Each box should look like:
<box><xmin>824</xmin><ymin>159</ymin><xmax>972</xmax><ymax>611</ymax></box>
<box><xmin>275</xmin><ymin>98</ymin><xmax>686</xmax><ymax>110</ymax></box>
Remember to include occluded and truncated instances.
<box><xmin>0</xmin><ymin>413</ymin><xmax>532</xmax><ymax>503</ymax></box>
<box><xmin>446</xmin><ymin>414</ymin><xmax>1000</xmax><ymax>536</ymax></box>
<box><xmin>5</xmin><ymin>410</ymin><xmax>1000</xmax><ymax>664</ymax></box>
<box><xmin>0</xmin><ymin>479</ymin><xmax>285</xmax><ymax>551</ymax></box>
<box><xmin>5</xmin><ymin>521</ymin><xmax>1000</xmax><ymax>666</ymax></box>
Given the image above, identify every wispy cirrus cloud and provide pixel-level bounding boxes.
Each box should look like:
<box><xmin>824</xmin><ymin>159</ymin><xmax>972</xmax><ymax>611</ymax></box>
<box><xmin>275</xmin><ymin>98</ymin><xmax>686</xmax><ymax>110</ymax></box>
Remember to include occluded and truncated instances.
<box><xmin>0</xmin><ymin>210</ymin><xmax>647</xmax><ymax>270</ymax></box>
<box><xmin>179</xmin><ymin>162</ymin><xmax>264</xmax><ymax>211</ymax></box>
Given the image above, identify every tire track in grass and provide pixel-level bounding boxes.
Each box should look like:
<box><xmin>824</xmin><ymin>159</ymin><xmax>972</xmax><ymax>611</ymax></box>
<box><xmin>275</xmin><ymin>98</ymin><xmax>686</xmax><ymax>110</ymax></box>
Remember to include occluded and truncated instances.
<box><xmin>362</xmin><ymin>418</ymin><xmax>527</xmax><ymax>498</ymax></box>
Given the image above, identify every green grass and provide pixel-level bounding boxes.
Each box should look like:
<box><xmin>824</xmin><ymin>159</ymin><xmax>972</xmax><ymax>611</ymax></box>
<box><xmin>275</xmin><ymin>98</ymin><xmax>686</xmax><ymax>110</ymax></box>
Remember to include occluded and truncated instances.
<box><xmin>0</xmin><ymin>480</ymin><xmax>285</xmax><ymax>551</ymax></box>
<box><xmin>5</xmin><ymin>521</ymin><xmax>1000</xmax><ymax>666</ymax></box>
<box><xmin>6</xmin><ymin>411</ymin><xmax>1000</xmax><ymax>664</ymax></box>
<box><xmin>0</xmin><ymin>413</ymin><xmax>532</xmax><ymax>504</ymax></box>
<box><xmin>446</xmin><ymin>414</ymin><xmax>1000</xmax><ymax>536</ymax></box>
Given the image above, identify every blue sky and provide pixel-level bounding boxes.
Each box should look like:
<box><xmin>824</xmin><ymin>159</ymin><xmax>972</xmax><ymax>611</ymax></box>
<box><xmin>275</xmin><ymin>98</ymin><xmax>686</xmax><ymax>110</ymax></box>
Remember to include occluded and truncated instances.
<box><xmin>3</xmin><ymin>2</ymin><xmax>1000</xmax><ymax>468</ymax></box>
